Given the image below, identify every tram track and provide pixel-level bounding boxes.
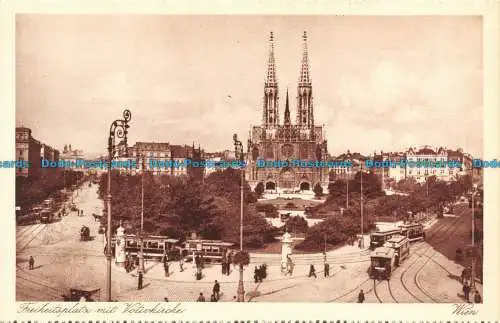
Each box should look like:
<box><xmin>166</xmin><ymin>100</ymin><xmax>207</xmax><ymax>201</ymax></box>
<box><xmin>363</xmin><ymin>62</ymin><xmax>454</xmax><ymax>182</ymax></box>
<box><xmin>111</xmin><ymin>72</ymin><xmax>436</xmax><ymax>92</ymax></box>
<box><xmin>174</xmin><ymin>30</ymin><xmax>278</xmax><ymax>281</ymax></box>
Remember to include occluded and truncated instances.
<box><xmin>373</xmin><ymin>279</ymin><xmax>398</xmax><ymax>303</ymax></box>
<box><xmin>17</xmin><ymin>224</ymin><xmax>48</xmax><ymax>252</ymax></box>
<box><xmin>398</xmin><ymin>209</ymin><xmax>467</xmax><ymax>303</ymax></box>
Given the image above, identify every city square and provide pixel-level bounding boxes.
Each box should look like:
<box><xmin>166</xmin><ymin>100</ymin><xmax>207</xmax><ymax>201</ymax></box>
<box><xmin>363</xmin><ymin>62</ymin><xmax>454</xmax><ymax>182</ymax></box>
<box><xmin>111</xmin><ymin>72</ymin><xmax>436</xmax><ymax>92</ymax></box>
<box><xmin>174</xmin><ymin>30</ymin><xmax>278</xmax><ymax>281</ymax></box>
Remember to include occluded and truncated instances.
<box><xmin>14</xmin><ymin>14</ymin><xmax>484</xmax><ymax>305</ymax></box>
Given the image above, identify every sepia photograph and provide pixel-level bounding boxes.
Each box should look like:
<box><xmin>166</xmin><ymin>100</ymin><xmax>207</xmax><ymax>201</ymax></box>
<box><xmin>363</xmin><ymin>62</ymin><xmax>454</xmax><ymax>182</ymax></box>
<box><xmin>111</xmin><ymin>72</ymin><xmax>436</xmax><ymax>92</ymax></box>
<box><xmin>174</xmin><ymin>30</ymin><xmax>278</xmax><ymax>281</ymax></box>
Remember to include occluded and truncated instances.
<box><xmin>14</xmin><ymin>14</ymin><xmax>486</xmax><ymax>306</ymax></box>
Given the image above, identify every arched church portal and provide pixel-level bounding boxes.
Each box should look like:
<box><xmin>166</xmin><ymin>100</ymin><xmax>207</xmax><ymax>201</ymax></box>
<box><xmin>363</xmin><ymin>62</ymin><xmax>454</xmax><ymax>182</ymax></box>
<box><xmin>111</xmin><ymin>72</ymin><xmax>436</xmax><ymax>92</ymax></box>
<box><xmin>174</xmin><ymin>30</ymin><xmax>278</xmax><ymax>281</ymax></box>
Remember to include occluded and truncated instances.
<box><xmin>265</xmin><ymin>181</ymin><xmax>276</xmax><ymax>190</ymax></box>
<box><xmin>299</xmin><ymin>181</ymin><xmax>311</xmax><ymax>191</ymax></box>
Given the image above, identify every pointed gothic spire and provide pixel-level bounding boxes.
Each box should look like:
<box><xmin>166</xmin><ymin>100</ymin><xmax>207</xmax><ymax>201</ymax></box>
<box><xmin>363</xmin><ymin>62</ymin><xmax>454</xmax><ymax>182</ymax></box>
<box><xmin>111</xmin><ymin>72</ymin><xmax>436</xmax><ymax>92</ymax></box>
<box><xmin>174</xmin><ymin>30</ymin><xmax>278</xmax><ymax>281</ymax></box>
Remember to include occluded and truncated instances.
<box><xmin>265</xmin><ymin>31</ymin><xmax>277</xmax><ymax>85</ymax></box>
<box><xmin>284</xmin><ymin>88</ymin><xmax>291</xmax><ymax>125</ymax></box>
<box><xmin>299</xmin><ymin>31</ymin><xmax>311</xmax><ymax>85</ymax></box>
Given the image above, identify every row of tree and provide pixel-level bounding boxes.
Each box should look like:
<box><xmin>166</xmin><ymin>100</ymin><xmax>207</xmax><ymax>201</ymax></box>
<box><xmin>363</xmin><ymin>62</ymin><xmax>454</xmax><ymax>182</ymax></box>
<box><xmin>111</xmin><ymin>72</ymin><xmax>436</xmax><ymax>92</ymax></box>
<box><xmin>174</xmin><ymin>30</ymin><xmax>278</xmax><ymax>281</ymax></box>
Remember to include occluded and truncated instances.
<box><xmin>97</xmin><ymin>168</ymin><xmax>277</xmax><ymax>248</ymax></box>
<box><xmin>16</xmin><ymin>170</ymin><xmax>84</xmax><ymax>210</ymax></box>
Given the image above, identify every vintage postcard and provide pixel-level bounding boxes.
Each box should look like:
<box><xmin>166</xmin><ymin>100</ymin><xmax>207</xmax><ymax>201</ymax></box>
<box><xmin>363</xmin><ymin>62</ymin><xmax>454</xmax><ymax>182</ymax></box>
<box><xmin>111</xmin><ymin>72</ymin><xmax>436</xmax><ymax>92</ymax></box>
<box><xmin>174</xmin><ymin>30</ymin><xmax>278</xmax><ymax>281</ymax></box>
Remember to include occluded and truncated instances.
<box><xmin>1</xmin><ymin>0</ymin><xmax>499</xmax><ymax>322</ymax></box>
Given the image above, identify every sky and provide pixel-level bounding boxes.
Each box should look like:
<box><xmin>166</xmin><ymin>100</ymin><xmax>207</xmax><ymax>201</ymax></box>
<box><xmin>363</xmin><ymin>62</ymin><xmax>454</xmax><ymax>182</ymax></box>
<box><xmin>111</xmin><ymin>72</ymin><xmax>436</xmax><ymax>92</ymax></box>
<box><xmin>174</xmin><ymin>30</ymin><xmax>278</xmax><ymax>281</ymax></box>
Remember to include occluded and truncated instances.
<box><xmin>16</xmin><ymin>15</ymin><xmax>483</xmax><ymax>157</ymax></box>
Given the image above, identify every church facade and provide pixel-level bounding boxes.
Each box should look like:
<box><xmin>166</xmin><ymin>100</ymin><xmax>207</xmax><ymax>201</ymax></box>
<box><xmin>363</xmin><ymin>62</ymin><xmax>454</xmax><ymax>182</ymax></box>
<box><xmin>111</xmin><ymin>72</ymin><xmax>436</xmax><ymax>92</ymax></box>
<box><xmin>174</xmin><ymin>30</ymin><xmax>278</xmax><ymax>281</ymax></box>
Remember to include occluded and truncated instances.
<box><xmin>246</xmin><ymin>31</ymin><xmax>329</xmax><ymax>192</ymax></box>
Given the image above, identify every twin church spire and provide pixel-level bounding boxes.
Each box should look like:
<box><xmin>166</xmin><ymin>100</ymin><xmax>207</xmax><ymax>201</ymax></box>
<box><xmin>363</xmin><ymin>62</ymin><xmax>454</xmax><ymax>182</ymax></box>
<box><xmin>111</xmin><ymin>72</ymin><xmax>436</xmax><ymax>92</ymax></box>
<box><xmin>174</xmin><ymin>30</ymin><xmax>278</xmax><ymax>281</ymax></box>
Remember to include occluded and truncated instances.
<box><xmin>263</xmin><ymin>31</ymin><xmax>314</xmax><ymax>129</ymax></box>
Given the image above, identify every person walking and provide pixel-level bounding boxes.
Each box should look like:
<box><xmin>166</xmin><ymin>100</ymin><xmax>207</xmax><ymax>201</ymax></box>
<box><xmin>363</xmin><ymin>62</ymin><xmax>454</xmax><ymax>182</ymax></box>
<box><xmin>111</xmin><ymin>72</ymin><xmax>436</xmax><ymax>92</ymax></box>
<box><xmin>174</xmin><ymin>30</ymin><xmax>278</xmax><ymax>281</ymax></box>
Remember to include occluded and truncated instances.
<box><xmin>463</xmin><ymin>281</ymin><xmax>471</xmax><ymax>302</ymax></box>
<box><xmin>197</xmin><ymin>292</ymin><xmax>205</xmax><ymax>302</ymax></box>
<box><xmin>213</xmin><ymin>280</ymin><xmax>220</xmax><ymax>300</ymax></box>
<box><xmin>164</xmin><ymin>261</ymin><xmax>170</xmax><ymax>277</ymax></box>
<box><xmin>138</xmin><ymin>272</ymin><xmax>143</xmax><ymax>290</ymax></box>
<box><xmin>179</xmin><ymin>257</ymin><xmax>184</xmax><ymax>272</ymax></box>
<box><xmin>357</xmin><ymin>289</ymin><xmax>365</xmax><ymax>303</ymax></box>
<box><xmin>308</xmin><ymin>264</ymin><xmax>317</xmax><ymax>278</ymax></box>
<box><xmin>28</xmin><ymin>256</ymin><xmax>34</xmax><ymax>270</ymax></box>
<box><xmin>324</xmin><ymin>263</ymin><xmax>330</xmax><ymax>277</ymax></box>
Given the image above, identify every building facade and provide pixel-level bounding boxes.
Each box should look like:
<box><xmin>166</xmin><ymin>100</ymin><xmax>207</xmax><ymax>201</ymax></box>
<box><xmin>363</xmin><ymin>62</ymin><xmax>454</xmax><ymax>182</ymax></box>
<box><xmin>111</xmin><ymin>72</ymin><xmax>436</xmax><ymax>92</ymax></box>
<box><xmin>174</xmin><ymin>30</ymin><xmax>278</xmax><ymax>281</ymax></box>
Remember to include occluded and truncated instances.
<box><xmin>15</xmin><ymin>127</ymin><xmax>42</xmax><ymax>178</ymax></box>
<box><xmin>246</xmin><ymin>31</ymin><xmax>329</xmax><ymax>192</ymax></box>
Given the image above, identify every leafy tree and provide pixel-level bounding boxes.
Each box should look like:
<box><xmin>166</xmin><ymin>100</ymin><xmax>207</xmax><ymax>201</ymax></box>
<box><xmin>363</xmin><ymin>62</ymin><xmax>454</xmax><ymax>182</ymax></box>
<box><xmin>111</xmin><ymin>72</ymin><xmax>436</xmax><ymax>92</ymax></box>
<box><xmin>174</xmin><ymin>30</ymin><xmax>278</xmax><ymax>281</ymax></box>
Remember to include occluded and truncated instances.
<box><xmin>285</xmin><ymin>216</ymin><xmax>308</xmax><ymax>233</ymax></box>
<box><xmin>254</xmin><ymin>182</ymin><xmax>264</xmax><ymax>198</ymax></box>
<box><xmin>313</xmin><ymin>183</ymin><xmax>323</xmax><ymax>197</ymax></box>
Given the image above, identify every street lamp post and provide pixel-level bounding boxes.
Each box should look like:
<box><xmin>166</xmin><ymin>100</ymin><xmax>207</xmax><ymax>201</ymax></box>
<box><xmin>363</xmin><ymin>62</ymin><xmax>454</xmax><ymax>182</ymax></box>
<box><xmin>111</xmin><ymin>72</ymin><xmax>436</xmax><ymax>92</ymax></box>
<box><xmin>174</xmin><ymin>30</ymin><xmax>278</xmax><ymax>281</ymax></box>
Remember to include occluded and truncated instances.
<box><xmin>359</xmin><ymin>163</ymin><xmax>364</xmax><ymax>249</ymax></box>
<box><xmin>138</xmin><ymin>154</ymin><xmax>146</xmax><ymax>274</ymax></box>
<box><xmin>470</xmin><ymin>183</ymin><xmax>477</xmax><ymax>300</ymax></box>
<box><xmin>346</xmin><ymin>177</ymin><xmax>349</xmax><ymax>209</ymax></box>
<box><xmin>233</xmin><ymin>134</ymin><xmax>245</xmax><ymax>302</ymax></box>
<box><xmin>105</xmin><ymin>109</ymin><xmax>131</xmax><ymax>302</ymax></box>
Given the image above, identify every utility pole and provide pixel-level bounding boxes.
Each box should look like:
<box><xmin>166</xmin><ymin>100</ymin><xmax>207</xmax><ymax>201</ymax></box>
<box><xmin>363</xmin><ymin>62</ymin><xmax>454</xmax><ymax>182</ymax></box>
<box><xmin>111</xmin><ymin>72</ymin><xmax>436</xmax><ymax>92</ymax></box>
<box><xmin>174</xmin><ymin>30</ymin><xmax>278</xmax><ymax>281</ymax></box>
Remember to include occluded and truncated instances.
<box><xmin>138</xmin><ymin>154</ymin><xmax>145</xmax><ymax>274</ymax></box>
<box><xmin>359</xmin><ymin>163</ymin><xmax>364</xmax><ymax>249</ymax></box>
<box><xmin>346</xmin><ymin>178</ymin><xmax>349</xmax><ymax>209</ymax></box>
<box><xmin>470</xmin><ymin>184</ymin><xmax>476</xmax><ymax>300</ymax></box>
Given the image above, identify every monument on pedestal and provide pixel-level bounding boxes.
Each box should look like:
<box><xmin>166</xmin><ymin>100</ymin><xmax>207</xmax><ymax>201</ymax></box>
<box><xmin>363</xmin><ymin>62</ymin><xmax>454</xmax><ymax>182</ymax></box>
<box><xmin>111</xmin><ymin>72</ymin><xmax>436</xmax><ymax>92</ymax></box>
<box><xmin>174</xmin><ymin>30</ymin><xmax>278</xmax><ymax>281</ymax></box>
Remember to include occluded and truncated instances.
<box><xmin>115</xmin><ymin>223</ymin><xmax>126</xmax><ymax>268</ymax></box>
<box><xmin>280</xmin><ymin>231</ymin><xmax>293</xmax><ymax>273</ymax></box>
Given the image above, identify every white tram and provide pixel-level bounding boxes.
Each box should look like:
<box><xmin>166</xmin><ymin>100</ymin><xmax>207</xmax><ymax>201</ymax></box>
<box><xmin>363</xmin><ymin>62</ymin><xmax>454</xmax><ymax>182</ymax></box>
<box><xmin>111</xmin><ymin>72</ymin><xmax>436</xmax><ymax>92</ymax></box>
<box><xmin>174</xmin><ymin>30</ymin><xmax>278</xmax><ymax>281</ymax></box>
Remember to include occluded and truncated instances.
<box><xmin>369</xmin><ymin>247</ymin><xmax>395</xmax><ymax>280</ymax></box>
<box><xmin>111</xmin><ymin>235</ymin><xmax>179</xmax><ymax>260</ymax></box>
<box><xmin>399</xmin><ymin>223</ymin><xmax>425</xmax><ymax>242</ymax></box>
<box><xmin>383</xmin><ymin>234</ymin><xmax>410</xmax><ymax>266</ymax></box>
<box><xmin>182</xmin><ymin>239</ymin><xmax>234</xmax><ymax>263</ymax></box>
<box><xmin>369</xmin><ymin>228</ymin><xmax>402</xmax><ymax>250</ymax></box>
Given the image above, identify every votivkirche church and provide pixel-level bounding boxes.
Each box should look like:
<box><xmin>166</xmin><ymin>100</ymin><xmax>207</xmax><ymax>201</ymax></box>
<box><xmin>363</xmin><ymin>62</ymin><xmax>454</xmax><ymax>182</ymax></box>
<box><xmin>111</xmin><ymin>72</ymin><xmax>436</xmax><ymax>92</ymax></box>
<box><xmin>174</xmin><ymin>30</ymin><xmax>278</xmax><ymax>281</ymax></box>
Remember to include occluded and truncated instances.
<box><xmin>246</xmin><ymin>31</ymin><xmax>329</xmax><ymax>192</ymax></box>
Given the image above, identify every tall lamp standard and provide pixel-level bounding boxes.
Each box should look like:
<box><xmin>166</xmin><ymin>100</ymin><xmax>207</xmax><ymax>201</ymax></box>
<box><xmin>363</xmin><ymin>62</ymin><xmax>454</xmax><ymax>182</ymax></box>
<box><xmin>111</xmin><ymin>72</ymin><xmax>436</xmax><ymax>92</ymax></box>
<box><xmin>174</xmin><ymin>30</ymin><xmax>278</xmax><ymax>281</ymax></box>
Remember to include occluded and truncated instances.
<box><xmin>359</xmin><ymin>162</ymin><xmax>364</xmax><ymax>249</ymax></box>
<box><xmin>470</xmin><ymin>182</ymin><xmax>478</xmax><ymax>299</ymax></box>
<box><xmin>233</xmin><ymin>133</ymin><xmax>245</xmax><ymax>302</ymax></box>
<box><xmin>346</xmin><ymin>175</ymin><xmax>349</xmax><ymax>209</ymax></box>
<box><xmin>105</xmin><ymin>109</ymin><xmax>131</xmax><ymax>302</ymax></box>
<box><xmin>138</xmin><ymin>153</ymin><xmax>146</xmax><ymax>274</ymax></box>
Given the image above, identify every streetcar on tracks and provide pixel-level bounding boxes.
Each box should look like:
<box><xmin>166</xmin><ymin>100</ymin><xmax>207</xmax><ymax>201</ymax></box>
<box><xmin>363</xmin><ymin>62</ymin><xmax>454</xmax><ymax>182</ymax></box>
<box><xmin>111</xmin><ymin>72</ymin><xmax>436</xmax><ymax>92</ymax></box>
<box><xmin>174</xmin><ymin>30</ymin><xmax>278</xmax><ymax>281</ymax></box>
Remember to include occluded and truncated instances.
<box><xmin>369</xmin><ymin>228</ymin><xmax>402</xmax><ymax>250</ymax></box>
<box><xmin>40</xmin><ymin>209</ymin><xmax>55</xmax><ymax>223</ymax></box>
<box><xmin>369</xmin><ymin>247</ymin><xmax>395</xmax><ymax>280</ymax></box>
<box><xmin>383</xmin><ymin>234</ymin><xmax>410</xmax><ymax>266</ymax></box>
<box><xmin>182</xmin><ymin>239</ymin><xmax>234</xmax><ymax>263</ymax></box>
<box><xmin>399</xmin><ymin>223</ymin><xmax>425</xmax><ymax>242</ymax></box>
<box><xmin>110</xmin><ymin>235</ymin><xmax>179</xmax><ymax>260</ymax></box>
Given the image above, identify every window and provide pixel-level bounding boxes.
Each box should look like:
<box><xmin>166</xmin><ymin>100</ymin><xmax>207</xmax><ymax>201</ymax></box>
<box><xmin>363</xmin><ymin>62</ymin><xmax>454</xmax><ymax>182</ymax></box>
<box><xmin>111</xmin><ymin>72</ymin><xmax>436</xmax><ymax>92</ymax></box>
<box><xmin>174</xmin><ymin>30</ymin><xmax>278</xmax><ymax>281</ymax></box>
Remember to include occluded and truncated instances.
<box><xmin>18</xmin><ymin>149</ymin><xmax>24</xmax><ymax>156</ymax></box>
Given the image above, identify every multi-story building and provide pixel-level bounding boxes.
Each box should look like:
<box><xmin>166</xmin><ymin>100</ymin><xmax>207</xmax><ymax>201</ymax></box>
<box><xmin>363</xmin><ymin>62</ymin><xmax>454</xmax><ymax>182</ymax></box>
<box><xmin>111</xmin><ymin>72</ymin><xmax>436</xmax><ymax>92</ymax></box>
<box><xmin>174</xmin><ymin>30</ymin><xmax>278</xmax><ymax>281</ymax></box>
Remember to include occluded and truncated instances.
<box><xmin>15</xmin><ymin>127</ymin><xmax>42</xmax><ymax>178</ymax></box>
<box><xmin>328</xmin><ymin>151</ymin><xmax>366</xmax><ymax>182</ymax></box>
<box><xmin>129</xmin><ymin>142</ymin><xmax>205</xmax><ymax>181</ymax></box>
<box><xmin>246</xmin><ymin>31</ymin><xmax>329</xmax><ymax>192</ymax></box>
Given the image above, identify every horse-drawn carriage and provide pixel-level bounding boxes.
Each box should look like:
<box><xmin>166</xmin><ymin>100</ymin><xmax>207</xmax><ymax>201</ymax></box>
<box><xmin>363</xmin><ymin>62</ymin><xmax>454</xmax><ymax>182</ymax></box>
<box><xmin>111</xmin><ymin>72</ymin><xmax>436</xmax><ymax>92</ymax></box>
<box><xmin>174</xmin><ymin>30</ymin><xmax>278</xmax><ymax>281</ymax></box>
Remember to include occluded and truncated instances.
<box><xmin>80</xmin><ymin>226</ymin><xmax>90</xmax><ymax>241</ymax></box>
<box><xmin>62</xmin><ymin>287</ymin><xmax>100</xmax><ymax>301</ymax></box>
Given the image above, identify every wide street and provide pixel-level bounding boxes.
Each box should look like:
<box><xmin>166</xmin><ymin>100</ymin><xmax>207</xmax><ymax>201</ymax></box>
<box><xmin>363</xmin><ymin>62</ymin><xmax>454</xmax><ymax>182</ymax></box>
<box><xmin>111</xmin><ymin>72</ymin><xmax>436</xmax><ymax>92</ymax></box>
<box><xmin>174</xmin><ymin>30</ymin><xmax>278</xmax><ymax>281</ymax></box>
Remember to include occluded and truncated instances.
<box><xmin>16</xmin><ymin>182</ymin><xmax>482</xmax><ymax>302</ymax></box>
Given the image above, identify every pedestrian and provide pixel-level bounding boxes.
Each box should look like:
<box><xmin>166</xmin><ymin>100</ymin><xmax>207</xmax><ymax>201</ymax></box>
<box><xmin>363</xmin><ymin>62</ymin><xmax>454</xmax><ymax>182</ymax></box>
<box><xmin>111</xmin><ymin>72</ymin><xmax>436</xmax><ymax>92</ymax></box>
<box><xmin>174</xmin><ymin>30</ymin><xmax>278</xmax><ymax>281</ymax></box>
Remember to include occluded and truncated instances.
<box><xmin>210</xmin><ymin>294</ymin><xmax>217</xmax><ymax>302</ymax></box>
<box><xmin>324</xmin><ymin>263</ymin><xmax>330</xmax><ymax>277</ymax></box>
<box><xmin>461</xmin><ymin>268</ymin><xmax>466</xmax><ymax>284</ymax></box>
<box><xmin>213</xmin><ymin>280</ymin><xmax>220</xmax><ymax>300</ymax></box>
<box><xmin>474</xmin><ymin>292</ymin><xmax>482</xmax><ymax>303</ymax></box>
<box><xmin>179</xmin><ymin>258</ymin><xmax>184</xmax><ymax>272</ymax></box>
<box><xmin>125</xmin><ymin>257</ymin><xmax>130</xmax><ymax>273</ymax></box>
<box><xmin>164</xmin><ymin>262</ymin><xmax>170</xmax><ymax>277</ymax></box>
<box><xmin>222</xmin><ymin>261</ymin><xmax>226</xmax><ymax>275</ymax></box>
<box><xmin>197</xmin><ymin>292</ymin><xmax>205</xmax><ymax>302</ymax></box>
<box><xmin>138</xmin><ymin>272</ymin><xmax>143</xmax><ymax>290</ymax></box>
<box><xmin>463</xmin><ymin>282</ymin><xmax>471</xmax><ymax>303</ymax></box>
<box><xmin>28</xmin><ymin>256</ymin><xmax>34</xmax><ymax>270</ymax></box>
<box><xmin>357</xmin><ymin>289</ymin><xmax>365</xmax><ymax>303</ymax></box>
<box><xmin>308</xmin><ymin>264</ymin><xmax>317</xmax><ymax>278</ymax></box>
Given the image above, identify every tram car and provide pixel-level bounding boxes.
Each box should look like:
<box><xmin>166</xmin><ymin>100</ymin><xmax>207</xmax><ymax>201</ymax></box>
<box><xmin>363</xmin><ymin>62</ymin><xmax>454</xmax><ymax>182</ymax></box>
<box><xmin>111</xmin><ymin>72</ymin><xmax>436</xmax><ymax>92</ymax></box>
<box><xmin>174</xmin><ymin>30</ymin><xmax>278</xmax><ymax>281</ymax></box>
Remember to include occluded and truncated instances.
<box><xmin>369</xmin><ymin>228</ymin><xmax>402</xmax><ymax>250</ymax></box>
<box><xmin>369</xmin><ymin>247</ymin><xmax>395</xmax><ymax>280</ymax></box>
<box><xmin>399</xmin><ymin>223</ymin><xmax>425</xmax><ymax>242</ymax></box>
<box><xmin>40</xmin><ymin>209</ymin><xmax>54</xmax><ymax>223</ymax></box>
<box><xmin>383</xmin><ymin>234</ymin><xmax>410</xmax><ymax>266</ymax></box>
<box><xmin>182</xmin><ymin>239</ymin><xmax>234</xmax><ymax>263</ymax></box>
<box><xmin>111</xmin><ymin>235</ymin><xmax>179</xmax><ymax>261</ymax></box>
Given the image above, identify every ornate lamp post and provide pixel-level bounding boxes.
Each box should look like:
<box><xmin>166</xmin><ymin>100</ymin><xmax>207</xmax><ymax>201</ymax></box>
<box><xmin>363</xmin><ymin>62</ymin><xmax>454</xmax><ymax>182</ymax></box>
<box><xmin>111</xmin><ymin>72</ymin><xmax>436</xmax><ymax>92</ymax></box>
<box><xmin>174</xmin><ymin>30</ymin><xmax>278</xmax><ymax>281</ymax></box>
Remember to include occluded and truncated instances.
<box><xmin>233</xmin><ymin>134</ymin><xmax>245</xmax><ymax>302</ymax></box>
<box><xmin>470</xmin><ymin>182</ymin><xmax>478</xmax><ymax>299</ymax></box>
<box><xmin>105</xmin><ymin>109</ymin><xmax>131</xmax><ymax>301</ymax></box>
<box><xmin>138</xmin><ymin>153</ymin><xmax>146</xmax><ymax>274</ymax></box>
<box><xmin>359</xmin><ymin>162</ymin><xmax>364</xmax><ymax>249</ymax></box>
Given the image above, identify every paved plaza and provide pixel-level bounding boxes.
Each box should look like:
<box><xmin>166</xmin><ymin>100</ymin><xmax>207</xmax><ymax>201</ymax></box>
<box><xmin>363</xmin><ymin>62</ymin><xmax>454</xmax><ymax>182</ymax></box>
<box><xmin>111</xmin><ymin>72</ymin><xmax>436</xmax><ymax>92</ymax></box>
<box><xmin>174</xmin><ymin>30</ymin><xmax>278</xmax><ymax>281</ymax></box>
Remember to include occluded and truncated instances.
<box><xmin>16</xmin><ymin>183</ymin><xmax>482</xmax><ymax>302</ymax></box>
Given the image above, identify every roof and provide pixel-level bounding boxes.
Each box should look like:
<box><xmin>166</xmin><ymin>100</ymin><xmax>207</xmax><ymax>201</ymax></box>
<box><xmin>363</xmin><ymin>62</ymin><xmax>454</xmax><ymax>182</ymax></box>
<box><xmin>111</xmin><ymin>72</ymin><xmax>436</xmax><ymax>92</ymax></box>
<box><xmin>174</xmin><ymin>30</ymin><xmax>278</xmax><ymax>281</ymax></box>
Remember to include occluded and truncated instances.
<box><xmin>372</xmin><ymin>228</ymin><xmax>401</xmax><ymax>235</ymax></box>
<box><xmin>399</xmin><ymin>223</ymin><xmax>423</xmax><ymax>229</ymax></box>
<box><xmin>371</xmin><ymin>247</ymin><xmax>395</xmax><ymax>258</ymax></box>
<box><xmin>385</xmin><ymin>234</ymin><xmax>407</xmax><ymax>244</ymax></box>
<box><xmin>170</xmin><ymin>145</ymin><xmax>189</xmax><ymax>158</ymax></box>
<box><xmin>134</xmin><ymin>142</ymin><xmax>170</xmax><ymax>151</ymax></box>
